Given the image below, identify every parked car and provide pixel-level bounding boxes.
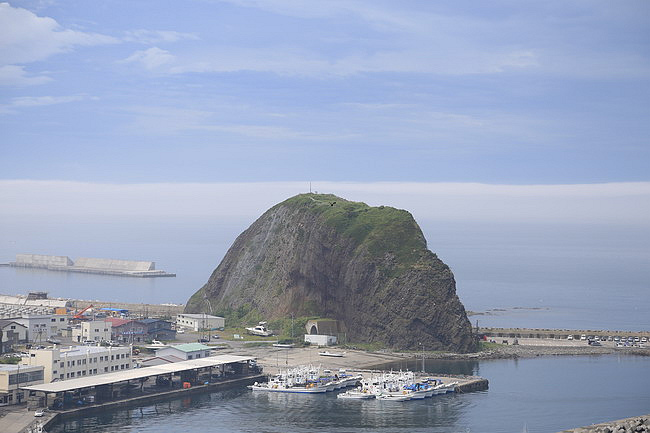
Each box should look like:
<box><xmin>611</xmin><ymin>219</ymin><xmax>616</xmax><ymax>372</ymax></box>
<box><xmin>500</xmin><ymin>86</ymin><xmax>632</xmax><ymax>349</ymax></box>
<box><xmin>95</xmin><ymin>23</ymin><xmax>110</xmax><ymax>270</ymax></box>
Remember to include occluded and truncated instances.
<box><xmin>567</xmin><ymin>335</ymin><xmax>574</xmax><ymax>340</ymax></box>
<box><xmin>580</xmin><ymin>335</ymin><xmax>587</xmax><ymax>340</ymax></box>
<box><xmin>46</xmin><ymin>337</ymin><xmax>61</xmax><ymax>344</ymax></box>
<box><xmin>34</xmin><ymin>409</ymin><xmax>45</xmax><ymax>417</ymax></box>
<box><xmin>642</xmin><ymin>337</ymin><xmax>648</xmax><ymax>343</ymax></box>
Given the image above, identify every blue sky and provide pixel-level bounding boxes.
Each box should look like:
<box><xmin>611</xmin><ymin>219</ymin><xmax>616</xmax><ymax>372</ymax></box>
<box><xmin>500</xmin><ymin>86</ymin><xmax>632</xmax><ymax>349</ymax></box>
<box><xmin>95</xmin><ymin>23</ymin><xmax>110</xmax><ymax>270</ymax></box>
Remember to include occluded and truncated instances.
<box><xmin>1</xmin><ymin>0</ymin><xmax>649</xmax><ymax>183</ymax></box>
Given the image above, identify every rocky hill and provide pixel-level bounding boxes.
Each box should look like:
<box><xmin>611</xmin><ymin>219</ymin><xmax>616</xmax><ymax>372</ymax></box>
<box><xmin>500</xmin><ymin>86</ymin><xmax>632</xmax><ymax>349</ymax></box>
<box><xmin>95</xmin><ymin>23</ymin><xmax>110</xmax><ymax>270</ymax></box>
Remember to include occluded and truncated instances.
<box><xmin>185</xmin><ymin>193</ymin><xmax>476</xmax><ymax>352</ymax></box>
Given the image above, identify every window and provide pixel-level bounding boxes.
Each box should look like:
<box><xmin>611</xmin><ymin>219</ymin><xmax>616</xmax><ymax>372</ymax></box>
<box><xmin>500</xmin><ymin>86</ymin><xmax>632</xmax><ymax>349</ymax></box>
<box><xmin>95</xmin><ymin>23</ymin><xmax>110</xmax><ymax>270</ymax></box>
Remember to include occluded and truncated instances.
<box><xmin>60</xmin><ymin>318</ymin><xmax>65</xmax><ymax>322</ymax></box>
<box><xmin>60</xmin><ymin>374</ymin><xmax>64</xmax><ymax>380</ymax></box>
<box><xmin>104</xmin><ymin>367</ymin><xmax>108</xmax><ymax>372</ymax></box>
<box><xmin>188</xmin><ymin>355</ymin><xmax>193</xmax><ymax>360</ymax></box>
<box><xmin>60</xmin><ymin>362</ymin><xmax>64</xmax><ymax>368</ymax></box>
<box><xmin>53</xmin><ymin>370</ymin><xmax>57</xmax><ymax>374</ymax></box>
<box><xmin>10</xmin><ymin>325</ymin><xmax>15</xmax><ymax>329</ymax></box>
<box><xmin>71</xmin><ymin>360</ymin><xmax>75</xmax><ymax>366</ymax></box>
<box><xmin>51</xmin><ymin>318</ymin><xmax>56</xmax><ymax>322</ymax></box>
<box><xmin>95</xmin><ymin>329</ymin><xmax>99</xmax><ymax>332</ymax></box>
<box><xmin>196</xmin><ymin>354</ymin><xmax>201</xmax><ymax>359</ymax></box>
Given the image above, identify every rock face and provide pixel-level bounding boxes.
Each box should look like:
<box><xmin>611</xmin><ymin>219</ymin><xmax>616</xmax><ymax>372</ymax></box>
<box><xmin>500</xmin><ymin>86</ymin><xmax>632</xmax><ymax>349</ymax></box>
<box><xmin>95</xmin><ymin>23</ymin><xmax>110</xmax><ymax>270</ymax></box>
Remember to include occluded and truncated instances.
<box><xmin>185</xmin><ymin>193</ymin><xmax>476</xmax><ymax>352</ymax></box>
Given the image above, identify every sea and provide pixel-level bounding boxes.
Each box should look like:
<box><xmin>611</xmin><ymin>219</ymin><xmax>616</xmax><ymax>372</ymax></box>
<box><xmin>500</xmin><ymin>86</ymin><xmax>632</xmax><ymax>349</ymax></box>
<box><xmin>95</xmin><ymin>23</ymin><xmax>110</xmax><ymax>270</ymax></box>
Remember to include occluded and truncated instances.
<box><xmin>1</xmin><ymin>215</ymin><xmax>649</xmax><ymax>431</ymax></box>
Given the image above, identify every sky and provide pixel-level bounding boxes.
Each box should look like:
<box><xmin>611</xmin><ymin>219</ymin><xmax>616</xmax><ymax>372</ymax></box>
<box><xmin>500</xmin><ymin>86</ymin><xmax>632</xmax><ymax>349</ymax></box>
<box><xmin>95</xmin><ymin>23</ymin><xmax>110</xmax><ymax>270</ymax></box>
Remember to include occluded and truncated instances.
<box><xmin>1</xmin><ymin>0</ymin><xmax>649</xmax><ymax>184</ymax></box>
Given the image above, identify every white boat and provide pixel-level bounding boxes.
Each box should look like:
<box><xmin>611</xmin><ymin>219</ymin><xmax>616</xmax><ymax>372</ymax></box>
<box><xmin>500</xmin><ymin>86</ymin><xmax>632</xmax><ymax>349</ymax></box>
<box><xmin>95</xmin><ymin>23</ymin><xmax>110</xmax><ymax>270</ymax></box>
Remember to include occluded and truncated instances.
<box><xmin>249</xmin><ymin>381</ymin><xmax>328</xmax><ymax>393</ymax></box>
<box><xmin>318</xmin><ymin>351</ymin><xmax>346</xmax><ymax>357</ymax></box>
<box><xmin>378</xmin><ymin>393</ymin><xmax>412</xmax><ymax>401</ymax></box>
<box><xmin>337</xmin><ymin>388</ymin><xmax>376</xmax><ymax>399</ymax></box>
<box><xmin>146</xmin><ymin>340</ymin><xmax>168</xmax><ymax>349</ymax></box>
<box><xmin>245</xmin><ymin>321</ymin><xmax>273</xmax><ymax>337</ymax></box>
<box><xmin>272</xmin><ymin>343</ymin><xmax>295</xmax><ymax>348</ymax></box>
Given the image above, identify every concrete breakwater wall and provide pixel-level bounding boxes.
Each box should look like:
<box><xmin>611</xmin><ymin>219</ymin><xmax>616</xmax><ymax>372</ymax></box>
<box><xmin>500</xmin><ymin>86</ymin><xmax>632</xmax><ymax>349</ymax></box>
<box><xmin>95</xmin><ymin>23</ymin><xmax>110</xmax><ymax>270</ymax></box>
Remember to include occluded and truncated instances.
<box><xmin>9</xmin><ymin>254</ymin><xmax>175</xmax><ymax>278</ymax></box>
<box><xmin>481</xmin><ymin>327</ymin><xmax>650</xmax><ymax>340</ymax></box>
<box><xmin>73</xmin><ymin>299</ymin><xmax>184</xmax><ymax>318</ymax></box>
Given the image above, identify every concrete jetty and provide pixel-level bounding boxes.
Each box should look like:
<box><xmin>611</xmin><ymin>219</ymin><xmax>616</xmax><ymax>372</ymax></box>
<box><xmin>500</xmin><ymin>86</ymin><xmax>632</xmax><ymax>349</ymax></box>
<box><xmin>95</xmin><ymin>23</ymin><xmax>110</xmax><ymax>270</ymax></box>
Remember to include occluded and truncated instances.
<box><xmin>9</xmin><ymin>254</ymin><xmax>175</xmax><ymax>278</ymax></box>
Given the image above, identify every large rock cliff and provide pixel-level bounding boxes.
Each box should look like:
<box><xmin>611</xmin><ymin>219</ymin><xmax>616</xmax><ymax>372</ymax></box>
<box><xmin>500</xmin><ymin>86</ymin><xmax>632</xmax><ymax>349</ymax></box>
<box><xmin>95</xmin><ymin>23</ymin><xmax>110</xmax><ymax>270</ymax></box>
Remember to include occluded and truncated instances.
<box><xmin>185</xmin><ymin>193</ymin><xmax>476</xmax><ymax>352</ymax></box>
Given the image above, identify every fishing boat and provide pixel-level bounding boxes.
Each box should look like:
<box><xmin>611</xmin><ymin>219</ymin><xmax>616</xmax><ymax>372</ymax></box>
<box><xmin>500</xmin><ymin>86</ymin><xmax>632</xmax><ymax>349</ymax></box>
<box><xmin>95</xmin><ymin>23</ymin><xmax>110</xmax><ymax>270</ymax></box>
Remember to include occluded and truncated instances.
<box><xmin>318</xmin><ymin>351</ymin><xmax>345</xmax><ymax>357</ymax></box>
<box><xmin>337</xmin><ymin>387</ymin><xmax>376</xmax><ymax>399</ymax></box>
<box><xmin>245</xmin><ymin>321</ymin><xmax>273</xmax><ymax>337</ymax></box>
<box><xmin>378</xmin><ymin>393</ymin><xmax>412</xmax><ymax>401</ymax></box>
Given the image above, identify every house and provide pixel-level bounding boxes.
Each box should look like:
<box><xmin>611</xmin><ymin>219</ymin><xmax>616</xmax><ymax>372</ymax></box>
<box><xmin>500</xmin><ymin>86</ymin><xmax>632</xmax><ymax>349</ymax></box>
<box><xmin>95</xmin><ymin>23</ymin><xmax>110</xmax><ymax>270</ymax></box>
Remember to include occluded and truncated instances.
<box><xmin>176</xmin><ymin>313</ymin><xmax>225</xmax><ymax>331</ymax></box>
<box><xmin>71</xmin><ymin>320</ymin><xmax>112</xmax><ymax>343</ymax></box>
<box><xmin>0</xmin><ymin>364</ymin><xmax>44</xmax><ymax>405</ymax></box>
<box><xmin>12</xmin><ymin>314</ymin><xmax>68</xmax><ymax>343</ymax></box>
<box><xmin>106</xmin><ymin>318</ymin><xmax>146</xmax><ymax>343</ymax></box>
<box><xmin>21</xmin><ymin>345</ymin><xmax>133</xmax><ymax>383</ymax></box>
<box><xmin>154</xmin><ymin>343</ymin><xmax>211</xmax><ymax>361</ymax></box>
<box><xmin>0</xmin><ymin>320</ymin><xmax>28</xmax><ymax>353</ymax></box>
<box><xmin>139</xmin><ymin>318</ymin><xmax>176</xmax><ymax>340</ymax></box>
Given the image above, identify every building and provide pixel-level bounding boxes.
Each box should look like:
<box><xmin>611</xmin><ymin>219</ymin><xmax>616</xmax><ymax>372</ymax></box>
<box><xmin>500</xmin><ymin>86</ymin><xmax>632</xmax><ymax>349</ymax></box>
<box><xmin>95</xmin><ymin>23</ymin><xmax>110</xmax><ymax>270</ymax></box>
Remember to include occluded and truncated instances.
<box><xmin>304</xmin><ymin>334</ymin><xmax>337</xmax><ymax>346</ymax></box>
<box><xmin>139</xmin><ymin>318</ymin><xmax>175</xmax><ymax>340</ymax></box>
<box><xmin>0</xmin><ymin>320</ymin><xmax>28</xmax><ymax>353</ymax></box>
<box><xmin>106</xmin><ymin>318</ymin><xmax>146</xmax><ymax>343</ymax></box>
<box><xmin>72</xmin><ymin>320</ymin><xmax>112</xmax><ymax>343</ymax></box>
<box><xmin>176</xmin><ymin>313</ymin><xmax>225</xmax><ymax>331</ymax></box>
<box><xmin>155</xmin><ymin>343</ymin><xmax>211</xmax><ymax>361</ymax></box>
<box><xmin>0</xmin><ymin>364</ymin><xmax>44</xmax><ymax>405</ymax></box>
<box><xmin>22</xmin><ymin>345</ymin><xmax>133</xmax><ymax>383</ymax></box>
<box><xmin>12</xmin><ymin>314</ymin><xmax>69</xmax><ymax>343</ymax></box>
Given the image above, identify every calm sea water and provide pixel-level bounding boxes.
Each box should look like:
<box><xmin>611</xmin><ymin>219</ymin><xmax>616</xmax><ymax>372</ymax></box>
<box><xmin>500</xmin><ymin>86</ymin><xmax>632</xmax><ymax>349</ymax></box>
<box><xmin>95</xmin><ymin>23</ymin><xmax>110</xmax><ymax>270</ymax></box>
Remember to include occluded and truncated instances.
<box><xmin>1</xmin><ymin>216</ymin><xmax>648</xmax><ymax>330</ymax></box>
<box><xmin>48</xmin><ymin>354</ymin><xmax>650</xmax><ymax>433</ymax></box>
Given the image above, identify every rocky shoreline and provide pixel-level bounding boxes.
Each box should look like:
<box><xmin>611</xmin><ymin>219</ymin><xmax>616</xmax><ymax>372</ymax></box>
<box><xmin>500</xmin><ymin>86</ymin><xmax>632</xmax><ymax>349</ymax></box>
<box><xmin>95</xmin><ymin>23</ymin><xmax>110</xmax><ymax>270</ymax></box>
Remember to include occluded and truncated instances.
<box><xmin>561</xmin><ymin>415</ymin><xmax>650</xmax><ymax>433</ymax></box>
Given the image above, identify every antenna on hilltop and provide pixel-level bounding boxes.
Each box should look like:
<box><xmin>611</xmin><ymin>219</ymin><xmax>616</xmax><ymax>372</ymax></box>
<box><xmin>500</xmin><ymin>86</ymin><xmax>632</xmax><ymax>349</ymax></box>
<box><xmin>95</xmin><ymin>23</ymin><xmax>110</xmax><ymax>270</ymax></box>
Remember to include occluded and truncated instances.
<box><xmin>309</xmin><ymin>182</ymin><xmax>312</xmax><ymax>193</ymax></box>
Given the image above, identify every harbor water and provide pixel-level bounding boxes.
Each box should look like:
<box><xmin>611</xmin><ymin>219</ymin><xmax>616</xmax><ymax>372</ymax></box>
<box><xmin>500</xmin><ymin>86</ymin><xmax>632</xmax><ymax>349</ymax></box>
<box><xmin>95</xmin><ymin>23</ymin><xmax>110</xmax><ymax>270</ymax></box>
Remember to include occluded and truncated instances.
<box><xmin>48</xmin><ymin>354</ymin><xmax>650</xmax><ymax>433</ymax></box>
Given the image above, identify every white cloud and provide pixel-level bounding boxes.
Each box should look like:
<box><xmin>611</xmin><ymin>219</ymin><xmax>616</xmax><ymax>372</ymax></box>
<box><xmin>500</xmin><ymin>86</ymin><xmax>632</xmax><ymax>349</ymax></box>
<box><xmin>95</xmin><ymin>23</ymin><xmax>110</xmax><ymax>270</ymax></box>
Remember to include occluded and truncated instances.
<box><xmin>123</xmin><ymin>30</ymin><xmax>199</xmax><ymax>44</ymax></box>
<box><xmin>10</xmin><ymin>95</ymin><xmax>87</xmax><ymax>107</ymax></box>
<box><xmin>1</xmin><ymin>181</ymin><xmax>649</xmax><ymax>227</ymax></box>
<box><xmin>0</xmin><ymin>3</ymin><xmax>117</xmax><ymax>66</ymax></box>
<box><xmin>0</xmin><ymin>65</ymin><xmax>51</xmax><ymax>86</ymax></box>
<box><xmin>0</xmin><ymin>94</ymin><xmax>89</xmax><ymax>114</ymax></box>
<box><xmin>120</xmin><ymin>47</ymin><xmax>176</xmax><ymax>70</ymax></box>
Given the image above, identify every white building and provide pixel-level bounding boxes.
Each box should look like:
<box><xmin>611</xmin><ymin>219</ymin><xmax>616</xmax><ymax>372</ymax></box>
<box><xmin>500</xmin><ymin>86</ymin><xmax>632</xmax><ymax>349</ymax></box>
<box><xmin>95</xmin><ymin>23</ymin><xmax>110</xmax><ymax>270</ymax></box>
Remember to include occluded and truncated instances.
<box><xmin>22</xmin><ymin>345</ymin><xmax>132</xmax><ymax>383</ymax></box>
<box><xmin>72</xmin><ymin>320</ymin><xmax>112</xmax><ymax>343</ymax></box>
<box><xmin>176</xmin><ymin>313</ymin><xmax>225</xmax><ymax>331</ymax></box>
<box><xmin>304</xmin><ymin>334</ymin><xmax>337</xmax><ymax>346</ymax></box>
<box><xmin>0</xmin><ymin>364</ymin><xmax>44</xmax><ymax>405</ymax></box>
<box><xmin>13</xmin><ymin>314</ymin><xmax>69</xmax><ymax>342</ymax></box>
<box><xmin>155</xmin><ymin>343</ymin><xmax>211</xmax><ymax>361</ymax></box>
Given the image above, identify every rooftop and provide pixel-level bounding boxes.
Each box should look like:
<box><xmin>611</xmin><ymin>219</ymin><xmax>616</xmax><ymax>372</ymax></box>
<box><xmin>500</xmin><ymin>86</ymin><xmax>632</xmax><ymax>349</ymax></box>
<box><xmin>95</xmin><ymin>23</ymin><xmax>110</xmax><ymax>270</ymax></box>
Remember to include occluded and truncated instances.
<box><xmin>22</xmin><ymin>355</ymin><xmax>255</xmax><ymax>393</ymax></box>
<box><xmin>159</xmin><ymin>343</ymin><xmax>211</xmax><ymax>353</ymax></box>
<box><xmin>178</xmin><ymin>313</ymin><xmax>224</xmax><ymax>319</ymax></box>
